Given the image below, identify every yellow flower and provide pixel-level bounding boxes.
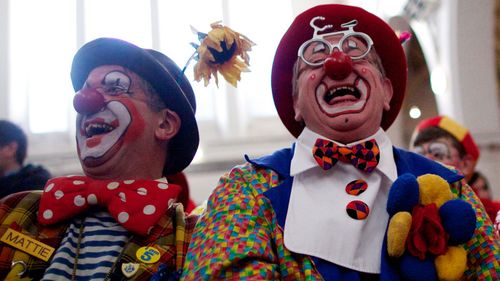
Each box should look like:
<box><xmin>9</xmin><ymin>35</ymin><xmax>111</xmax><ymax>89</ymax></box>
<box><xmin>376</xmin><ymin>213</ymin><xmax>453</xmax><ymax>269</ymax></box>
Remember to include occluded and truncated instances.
<box><xmin>193</xmin><ymin>21</ymin><xmax>255</xmax><ymax>87</ymax></box>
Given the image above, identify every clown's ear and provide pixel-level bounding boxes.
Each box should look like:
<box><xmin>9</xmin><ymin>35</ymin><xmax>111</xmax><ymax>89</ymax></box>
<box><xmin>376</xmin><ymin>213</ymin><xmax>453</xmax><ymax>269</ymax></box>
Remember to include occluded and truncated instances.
<box><xmin>155</xmin><ymin>108</ymin><xmax>181</xmax><ymax>141</ymax></box>
<box><xmin>383</xmin><ymin>77</ymin><xmax>393</xmax><ymax>111</ymax></box>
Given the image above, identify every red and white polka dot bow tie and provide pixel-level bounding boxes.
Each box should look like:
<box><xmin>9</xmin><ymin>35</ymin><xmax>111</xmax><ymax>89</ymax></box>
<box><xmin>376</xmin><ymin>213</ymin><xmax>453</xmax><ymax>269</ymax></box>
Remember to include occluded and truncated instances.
<box><xmin>38</xmin><ymin>176</ymin><xmax>181</xmax><ymax>236</ymax></box>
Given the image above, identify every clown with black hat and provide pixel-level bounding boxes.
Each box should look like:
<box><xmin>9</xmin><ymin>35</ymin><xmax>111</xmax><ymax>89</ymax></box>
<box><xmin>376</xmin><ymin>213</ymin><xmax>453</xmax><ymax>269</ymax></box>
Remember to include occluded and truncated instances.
<box><xmin>0</xmin><ymin>38</ymin><xmax>200</xmax><ymax>280</ymax></box>
<box><xmin>184</xmin><ymin>4</ymin><xmax>499</xmax><ymax>280</ymax></box>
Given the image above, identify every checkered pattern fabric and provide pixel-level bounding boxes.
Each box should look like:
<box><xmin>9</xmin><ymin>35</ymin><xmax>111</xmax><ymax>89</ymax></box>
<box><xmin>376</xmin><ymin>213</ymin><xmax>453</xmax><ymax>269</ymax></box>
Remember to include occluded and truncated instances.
<box><xmin>345</xmin><ymin>179</ymin><xmax>368</xmax><ymax>196</ymax></box>
<box><xmin>451</xmin><ymin>180</ymin><xmax>500</xmax><ymax>280</ymax></box>
<box><xmin>183</xmin><ymin>165</ymin><xmax>323</xmax><ymax>280</ymax></box>
<box><xmin>0</xmin><ymin>191</ymin><xmax>197</xmax><ymax>280</ymax></box>
<box><xmin>313</xmin><ymin>138</ymin><xmax>380</xmax><ymax>173</ymax></box>
<box><xmin>346</xmin><ymin>200</ymin><xmax>370</xmax><ymax>220</ymax></box>
<box><xmin>183</xmin><ymin>162</ymin><xmax>500</xmax><ymax>280</ymax></box>
<box><xmin>107</xmin><ymin>203</ymin><xmax>198</xmax><ymax>280</ymax></box>
<box><xmin>0</xmin><ymin>191</ymin><xmax>66</xmax><ymax>280</ymax></box>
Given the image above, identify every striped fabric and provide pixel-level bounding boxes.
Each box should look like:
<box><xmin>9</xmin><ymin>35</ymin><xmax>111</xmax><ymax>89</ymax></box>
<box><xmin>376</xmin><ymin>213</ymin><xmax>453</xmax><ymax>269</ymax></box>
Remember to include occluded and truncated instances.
<box><xmin>0</xmin><ymin>191</ymin><xmax>199</xmax><ymax>280</ymax></box>
<box><xmin>42</xmin><ymin>211</ymin><xmax>130</xmax><ymax>280</ymax></box>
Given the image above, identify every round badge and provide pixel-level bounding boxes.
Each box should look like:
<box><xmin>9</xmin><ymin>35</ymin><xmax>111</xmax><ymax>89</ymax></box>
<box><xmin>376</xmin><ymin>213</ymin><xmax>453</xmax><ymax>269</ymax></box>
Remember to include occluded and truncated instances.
<box><xmin>346</xmin><ymin>200</ymin><xmax>370</xmax><ymax>220</ymax></box>
<box><xmin>121</xmin><ymin>262</ymin><xmax>139</xmax><ymax>278</ymax></box>
<box><xmin>345</xmin><ymin>179</ymin><xmax>368</xmax><ymax>196</ymax></box>
<box><xmin>136</xmin><ymin>246</ymin><xmax>161</xmax><ymax>264</ymax></box>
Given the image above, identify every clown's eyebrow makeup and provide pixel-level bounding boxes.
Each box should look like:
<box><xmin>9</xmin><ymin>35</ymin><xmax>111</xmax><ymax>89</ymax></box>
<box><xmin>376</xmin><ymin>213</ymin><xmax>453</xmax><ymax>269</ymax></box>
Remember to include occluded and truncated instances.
<box><xmin>313</xmin><ymin>44</ymin><xmax>326</xmax><ymax>53</ymax></box>
<box><xmin>412</xmin><ymin>141</ymin><xmax>451</xmax><ymax>161</ymax></box>
<box><xmin>347</xmin><ymin>39</ymin><xmax>357</xmax><ymax>49</ymax></box>
<box><xmin>101</xmin><ymin>70</ymin><xmax>131</xmax><ymax>95</ymax></box>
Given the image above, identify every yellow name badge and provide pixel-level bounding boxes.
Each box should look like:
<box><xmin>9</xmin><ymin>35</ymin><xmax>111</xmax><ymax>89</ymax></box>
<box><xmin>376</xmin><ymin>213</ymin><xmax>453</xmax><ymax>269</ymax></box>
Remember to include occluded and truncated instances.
<box><xmin>0</xmin><ymin>228</ymin><xmax>55</xmax><ymax>262</ymax></box>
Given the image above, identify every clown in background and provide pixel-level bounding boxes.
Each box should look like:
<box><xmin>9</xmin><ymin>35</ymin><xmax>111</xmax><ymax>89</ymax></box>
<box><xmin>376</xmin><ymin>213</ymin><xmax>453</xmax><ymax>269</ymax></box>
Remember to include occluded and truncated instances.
<box><xmin>0</xmin><ymin>38</ymin><xmax>200</xmax><ymax>280</ymax></box>
<box><xmin>183</xmin><ymin>4</ymin><xmax>500</xmax><ymax>281</ymax></box>
<box><xmin>411</xmin><ymin>115</ymin><xmax>500</xmax><ymax>225</ymax></box>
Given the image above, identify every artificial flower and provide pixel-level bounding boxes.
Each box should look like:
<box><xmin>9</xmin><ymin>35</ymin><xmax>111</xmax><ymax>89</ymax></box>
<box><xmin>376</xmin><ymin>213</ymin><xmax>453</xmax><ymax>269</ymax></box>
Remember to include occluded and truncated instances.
<box><xmin>192</xmin><ymin>21</ymin><xmax>255</xmax><ymax>87</ymax></box>
<box><xmin>406</xmin><ymin>204</ymin><xmax>448</xmax><ymax>260</ymax></box>
<box><xmin>386</xmin><ymin>173</ymin><xmax>476</xmax><ymax>281</ymax></box>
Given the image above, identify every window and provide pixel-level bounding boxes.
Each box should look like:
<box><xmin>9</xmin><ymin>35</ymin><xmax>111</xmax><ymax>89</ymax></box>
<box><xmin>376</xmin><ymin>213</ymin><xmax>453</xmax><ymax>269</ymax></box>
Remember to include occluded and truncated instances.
<box><xmin>9</xmin><ymin>0</ymin><xmax>76</xmax><ymax>133</ymax></box>
<box><xmin>84</xmin><ymin>0</ymin><xmax>153</xmax><ymax>47</ymax></box>
<box><xmin>6</xmin><ymin>0</ymin><xmax>294</xmax><ymax>172</ymax></box>
<box><xmin>226</xmin><ymin>0</ymin><xmax>293</xmax><ymax>118</ymax></box>
<box><xmin>157</xmin><ymin>0</ymin><xmax>224</xmax><ymax>121</ymax></box>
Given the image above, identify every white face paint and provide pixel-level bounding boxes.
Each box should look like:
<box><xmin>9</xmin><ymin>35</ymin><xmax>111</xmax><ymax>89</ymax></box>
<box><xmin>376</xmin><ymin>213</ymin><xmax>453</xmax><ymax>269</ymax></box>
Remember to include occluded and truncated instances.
<box><xmin>76</xmin><ymin>101</ymin><xmax>131</xmax><ymax>160</ymax></box>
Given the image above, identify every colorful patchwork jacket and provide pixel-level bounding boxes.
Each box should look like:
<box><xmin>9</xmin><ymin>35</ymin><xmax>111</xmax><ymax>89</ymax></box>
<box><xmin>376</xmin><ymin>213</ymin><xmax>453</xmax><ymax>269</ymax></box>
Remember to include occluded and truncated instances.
<box><xmin>0</xmin><ymin>191</ymin><xmax>197</xmax><ymax>280</ymax></box>
<box><xmin>183</xmin><ymin>146</ymin><xmax>500</xmax><ymax>280</ymax></box>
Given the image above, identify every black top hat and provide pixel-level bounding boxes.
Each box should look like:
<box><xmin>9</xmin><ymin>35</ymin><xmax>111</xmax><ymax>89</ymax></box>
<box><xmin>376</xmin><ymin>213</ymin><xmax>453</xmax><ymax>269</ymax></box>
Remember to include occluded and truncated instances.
<box><xmin>71</xmin><ymin>38</ymin><xmax>199</xmax><ymax>175</ymax></box>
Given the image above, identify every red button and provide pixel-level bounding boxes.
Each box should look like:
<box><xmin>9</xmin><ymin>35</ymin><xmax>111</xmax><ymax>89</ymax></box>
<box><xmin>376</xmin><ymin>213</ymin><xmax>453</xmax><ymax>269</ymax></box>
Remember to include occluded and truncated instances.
<box><xmin>346</xmin><ymin>200</ymin><xmax>370</xmax><ymax>220</ymax></box>
<box><xmin>345</xmin><ymin>179</ymin><xmax>368</xmax><ymax>196</ymax></box>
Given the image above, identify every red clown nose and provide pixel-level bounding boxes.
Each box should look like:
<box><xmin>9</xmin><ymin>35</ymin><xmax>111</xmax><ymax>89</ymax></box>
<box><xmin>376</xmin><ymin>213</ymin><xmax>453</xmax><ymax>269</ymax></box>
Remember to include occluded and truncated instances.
<box><xmin>323</xmin><ymin>51</ymin><xmax>353</xmax><ymax>80</ymax></box>
<box><xmin>73</xmin><ymin>88</ymin><xmax>105</xmax><ymax>115</ymax></box>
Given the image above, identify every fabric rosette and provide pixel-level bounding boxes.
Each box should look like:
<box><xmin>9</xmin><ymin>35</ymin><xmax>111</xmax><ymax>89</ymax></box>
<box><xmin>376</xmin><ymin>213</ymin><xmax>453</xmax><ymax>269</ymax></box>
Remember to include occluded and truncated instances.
<box><xmin>386</xmin><ymin>173</ymin><xmax>476</xmax><ymax>281</ymax></box>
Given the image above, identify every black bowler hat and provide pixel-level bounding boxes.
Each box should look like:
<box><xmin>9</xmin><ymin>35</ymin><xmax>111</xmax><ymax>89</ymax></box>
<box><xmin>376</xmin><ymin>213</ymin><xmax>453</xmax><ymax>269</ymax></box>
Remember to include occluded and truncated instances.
<box><xmin>71</xmin><ymin>38</ymin><xmax>199</xmax><ymax>175</ymax></box>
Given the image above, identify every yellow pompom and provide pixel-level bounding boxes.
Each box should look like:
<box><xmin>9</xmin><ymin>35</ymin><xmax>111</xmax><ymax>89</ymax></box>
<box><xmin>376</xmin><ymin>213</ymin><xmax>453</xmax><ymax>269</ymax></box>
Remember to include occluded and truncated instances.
<box><xmin>387</xmin><ymin>211</ymin><xmax>412</xmax><ymax>257</ymax></box>
<box><xmin>417</xmin><ymin>174</ymin><xmax>454</xmax><ymax>207</ymax></box>
<box><xmin>435</xmin><ymin>246</ymin><xmax>467</xmax><ymax>281</ymax></box>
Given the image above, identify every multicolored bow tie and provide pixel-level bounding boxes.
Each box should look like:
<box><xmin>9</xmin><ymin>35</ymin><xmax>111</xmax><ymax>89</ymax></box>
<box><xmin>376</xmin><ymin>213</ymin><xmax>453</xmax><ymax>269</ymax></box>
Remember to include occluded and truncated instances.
<box><xmin>312</xmin><ymin>138</ymin><xmax>380</xmax><ymax>173</ymax></box>
<box><xmin>38</xmin><ymin>176</ymin><xmax>181</xmax><ymax>236</ymax></box>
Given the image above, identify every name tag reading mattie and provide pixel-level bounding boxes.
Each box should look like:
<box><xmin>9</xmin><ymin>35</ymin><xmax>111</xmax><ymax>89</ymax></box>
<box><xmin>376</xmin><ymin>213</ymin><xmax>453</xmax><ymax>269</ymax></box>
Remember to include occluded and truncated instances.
<box><xmin>1</xmin><ymin>228</ymin><xmax>55</xmax><ymax>261</ymax></box>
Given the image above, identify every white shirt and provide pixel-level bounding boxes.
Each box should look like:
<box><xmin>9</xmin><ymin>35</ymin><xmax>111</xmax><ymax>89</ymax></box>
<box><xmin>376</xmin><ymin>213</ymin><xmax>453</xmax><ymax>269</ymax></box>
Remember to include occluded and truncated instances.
<box><xmin>284</xmin><ymin>128</ymin><xmax>397</xmax><ymax>273</ymax></box>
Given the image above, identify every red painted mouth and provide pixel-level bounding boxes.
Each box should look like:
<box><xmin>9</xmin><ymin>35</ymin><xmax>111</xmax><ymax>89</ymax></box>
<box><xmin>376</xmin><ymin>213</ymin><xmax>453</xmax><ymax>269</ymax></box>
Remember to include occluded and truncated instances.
<box><xmin>316</xmin><ymin>77</ymin><xmax>370</xmax><ymax>117</ymax></box>
<box><xmin>323</xmin><ymin>85</ymin><xmax>362</xmax><ymax>105</ymax></box>
<box><xmin>76</xmin><ymin>101</ymin><xmax>131</xmax><ymax>167</ymax></box>
<box><xmin>83</xmin><ymin>118</ymin><xmax>119</xmax><ymax>138</ymax></box>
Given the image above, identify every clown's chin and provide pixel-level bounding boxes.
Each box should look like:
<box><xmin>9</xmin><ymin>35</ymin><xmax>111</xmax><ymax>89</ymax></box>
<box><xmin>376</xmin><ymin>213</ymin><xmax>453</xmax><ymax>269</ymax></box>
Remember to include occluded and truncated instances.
<box><xmin>80</xmin><ymin>139</ymin><xmax>123</xmax><ymax>168</ymax></box>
